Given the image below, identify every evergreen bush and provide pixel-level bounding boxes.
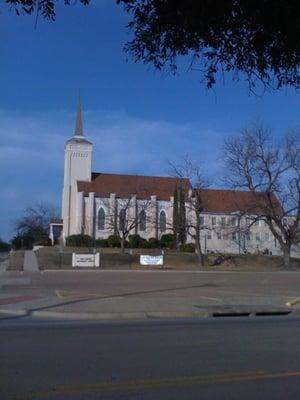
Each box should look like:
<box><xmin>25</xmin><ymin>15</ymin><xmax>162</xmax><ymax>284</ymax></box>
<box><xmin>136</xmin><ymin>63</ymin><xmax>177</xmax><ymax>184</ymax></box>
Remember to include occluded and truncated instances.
<box><xmin>128</xmin><ymin>234</ymin><xmax>142</xmax><ymax>248</ymax></box>
<box><xmin>160</xmin><ymin>234</ymin><xmax>175</xmax><ymax>249</ymax></box>
<box><xmin>66</xmin><ymin>234</ymin><xmax>93</xmax><ymax>247</ymax></box>
<box><xmin>180</xmin><ymin>243</ymin><xmax>195</xmax><ymax>253</ymax></box>
<box><xmin>148</xmin><ymin>237</ymin><xmax>160</xmax><ymax>248</ymax></box>
<box><xmin>33</xmin><ymin>238</ymin><xmax>52</xmax><ymax>246</ymax></box>
<box><xmin>128</xmin><ymin>234</ymin><xmax>152</xmax><ymax>248</ymax></box>
<box><xmin>139</xmin><ymin>239</ymin><xmax>151</xmax><ymax>248</ymax></box>
<box><xmin>95</xmin><ymin>238</ymin><xmax>109</xmax><ymax>248</ymax></box>
<box><xmin>107</xmin><ymin>235</ymin><xmax>121</xmax><ymax>248</ymax></box>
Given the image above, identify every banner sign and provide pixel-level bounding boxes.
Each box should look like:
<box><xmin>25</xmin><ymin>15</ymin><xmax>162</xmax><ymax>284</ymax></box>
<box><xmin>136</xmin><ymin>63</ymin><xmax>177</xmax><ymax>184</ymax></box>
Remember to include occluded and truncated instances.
<box><xmin>140</xmin><ymin>255</ymin><xmax>163</xmax><ymax>266</ymax></box>
<box><xmin>72</xmin><ymin>253</ymin><xmax>100</xmax><ymax>268</ymax></box>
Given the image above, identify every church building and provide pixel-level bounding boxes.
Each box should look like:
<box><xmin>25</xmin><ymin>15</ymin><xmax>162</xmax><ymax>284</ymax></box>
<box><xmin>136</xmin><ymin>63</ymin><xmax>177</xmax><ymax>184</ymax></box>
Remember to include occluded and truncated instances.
<box><xmin>50</xmin><ymin>100</ymin><xmax>283</xmax><ymax>255</ymax></box>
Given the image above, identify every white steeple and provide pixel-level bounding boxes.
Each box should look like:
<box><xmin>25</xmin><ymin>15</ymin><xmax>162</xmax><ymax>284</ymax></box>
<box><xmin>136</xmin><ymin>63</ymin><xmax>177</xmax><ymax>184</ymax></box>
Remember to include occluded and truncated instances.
<box><xmin>61</xmin><ymin>98</ymin><xmax>93</xmax><ymax>238</ymax></box>
<box><xmin>74</xmin><ymin>96</ymin><xmax>84</xmax><ymax>138</ymax></box>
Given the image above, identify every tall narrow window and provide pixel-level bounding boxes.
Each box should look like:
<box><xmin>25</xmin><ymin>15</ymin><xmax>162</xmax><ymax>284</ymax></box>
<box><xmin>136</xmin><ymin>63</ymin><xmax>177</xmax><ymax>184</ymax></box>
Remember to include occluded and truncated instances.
<box><xmin>139</xmin><ymin>210</ymin><xmax>146</xmax><ymax>231</ymax></box>
<box><xmin>159</xmin><ymin>210</ymin><xmax>166</xmax><ymax>233</ymax></box>
<box><xmin>97</xmin><ymin>208</ymin><xmax>105</xmax><ymax>231</ymax></box>
<box><xmin>119</xmin><ymin>208</ymin><xmax>126</xmax><ymax>231</ymax></box>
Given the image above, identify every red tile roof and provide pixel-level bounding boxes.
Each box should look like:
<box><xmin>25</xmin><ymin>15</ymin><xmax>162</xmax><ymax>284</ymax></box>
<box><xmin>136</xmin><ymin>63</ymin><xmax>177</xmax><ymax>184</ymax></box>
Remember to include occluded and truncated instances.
<box><xmin>50</xmin><ymin>218</ymin><xmax>63</xmax><ymax>224</ymax></box>
<box><xmin>77</xmin><ymin>172</ymin><xmax>191</xmax><ymax>201</ymax></box>
<box><xmin>195</xmin><ymin>189</ymin><xmax>282</xmax><ymax>215</ymax></box>
<box><xmin>77</xmin><ymin>173</ymin><xmax>281</xmax><ymax>215</ymax></box>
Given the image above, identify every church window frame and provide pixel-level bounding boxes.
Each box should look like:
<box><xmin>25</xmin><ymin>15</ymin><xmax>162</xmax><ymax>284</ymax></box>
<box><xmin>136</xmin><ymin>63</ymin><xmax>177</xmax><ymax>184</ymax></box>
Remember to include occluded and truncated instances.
<box><xmin>119</xmin><ymin>208</ymin><xmax>126</xmax><ymax>231</ymax></box>
<box><xmin>159</xmin><ymin>210</ymin><xmax>166</xmax><ymax>233</ymax></box>
<box><xmin>97</xmin><ymin>208</ymin><xmax>105</xmax><ymax>231</ymax></box>
<box><xmin>139</xmin><ymin>210</ymin><xmax>147</xmax><ymax>232</ymax></box>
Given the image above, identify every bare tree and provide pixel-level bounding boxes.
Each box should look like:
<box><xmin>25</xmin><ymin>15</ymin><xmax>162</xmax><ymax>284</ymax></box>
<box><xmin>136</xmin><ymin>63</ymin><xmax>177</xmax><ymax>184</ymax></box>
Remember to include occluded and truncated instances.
<box><xmin>223</xmin><ymin>124</ymin><xmax>300</xmax><ymax>268</ymax></box>
<box><xmin>168</xmin><ymin>156</ymin><xmax>210</xmax><ymax>267</ymax></box>
<box><xmin>15</xmin><ymin>202</ymin><xmax>59</xmax><ymax>236</ymax></box>
<box><xmin>219</xmin><ymin>214</ymin><xmax>252</xmax><ymax>255</ymax></box>
<box><xmin>13</xmin><ymin>202</ymin><xmax>60</xmax><ymax>247</ymax></box>
<box><xmin>105</xmin><ymin>196</ymin><xmax>152</xmax><ymax>253</ymax></box>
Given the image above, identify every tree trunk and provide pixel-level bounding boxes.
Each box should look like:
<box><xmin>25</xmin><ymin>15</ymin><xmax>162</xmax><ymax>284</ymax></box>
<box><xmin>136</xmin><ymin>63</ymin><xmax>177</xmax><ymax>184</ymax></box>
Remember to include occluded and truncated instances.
<box><xmin>282</xmin><ymin>243</ymin><xmax>291</xmax><ymax>269</ymax></box>
<box><xmin>121</xmin><ymin>236</ymin><xmax>125</xmax><ymax>254</ymax></box>
<box><xmin>195</xmin><ymin>233</ymin><xmax>204</xmax><ymax>268</ymax></box>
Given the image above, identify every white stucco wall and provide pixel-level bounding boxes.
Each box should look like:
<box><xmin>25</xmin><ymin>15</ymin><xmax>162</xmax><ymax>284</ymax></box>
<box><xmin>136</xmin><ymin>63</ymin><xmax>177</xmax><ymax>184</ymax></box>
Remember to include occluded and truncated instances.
<box><xmin>62</xmin><ymin>140</ymin><xmax>92</xmax><ymax>238</ymax></box>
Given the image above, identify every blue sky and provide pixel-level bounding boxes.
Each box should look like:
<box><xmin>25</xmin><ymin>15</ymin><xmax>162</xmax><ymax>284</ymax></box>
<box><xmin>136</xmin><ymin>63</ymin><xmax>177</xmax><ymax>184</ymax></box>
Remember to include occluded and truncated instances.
<box><xmin>0</xmin><ymin>1</ymin><xmax>299</xmax><ymax>241</ymax></box>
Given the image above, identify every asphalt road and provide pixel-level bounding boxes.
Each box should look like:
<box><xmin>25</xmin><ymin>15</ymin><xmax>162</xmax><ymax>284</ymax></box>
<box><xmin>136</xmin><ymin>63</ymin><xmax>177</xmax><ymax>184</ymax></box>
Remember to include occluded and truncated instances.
<box><xmin>1</xmin><ymin>316</ymin><xmax>300</xmax><ymax>399</ymax></box>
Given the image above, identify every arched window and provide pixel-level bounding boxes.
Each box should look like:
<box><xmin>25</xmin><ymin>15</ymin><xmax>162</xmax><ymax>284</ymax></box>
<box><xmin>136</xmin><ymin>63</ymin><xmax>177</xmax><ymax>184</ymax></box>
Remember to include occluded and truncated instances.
<box><xmin>139</xmin><ymin>210</ymin><xmax>146</xmax><ymax>231</ymax></box>
<box><xmin>97</xmin><ymin>208</ymin><xmax>105</xmax><ymax>230</ymax></box>
<box><xmin>159</xmin><ymin>210</ymin><xmax>166</xmax><ymax>233</ymax></box>
<box><xmin>119</xmin><ymin>208</ymin><xmax>126</xmax><ymax>231</ymax></box>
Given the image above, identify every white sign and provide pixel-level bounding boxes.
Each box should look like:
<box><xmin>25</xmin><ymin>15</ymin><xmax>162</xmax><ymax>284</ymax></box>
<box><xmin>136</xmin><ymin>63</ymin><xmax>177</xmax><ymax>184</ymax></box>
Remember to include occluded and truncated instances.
<box><xmin>72</xmin><ymin>253</ymin><xmax>100</xmax><ymax>268</ymax></box>
<box><xmin>140</xmin><ymin>255</ymin><xmax>163</xmax><ymax>266</ymax></box>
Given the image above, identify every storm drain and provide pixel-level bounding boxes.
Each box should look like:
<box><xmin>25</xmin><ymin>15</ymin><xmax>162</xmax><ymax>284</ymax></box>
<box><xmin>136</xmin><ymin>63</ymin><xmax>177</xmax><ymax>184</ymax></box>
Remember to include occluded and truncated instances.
<box><xmin>194</xmin><ymin>304</ymin><xmax>293</xmax><ymax>318</ymax></box>
<box><xmin>212</xmin><ymin>310</ymin><xmax>292</xmax><ymax>318</ymax></box>
<box><xmin>255</xmin><ymin>310</ymin><xmax>291</xmax><ymax>317</ymax></box>
<box><xmin>212</xmin><ymin>312</ymin><xmax>251</xmax><ymax>318</ymax></box>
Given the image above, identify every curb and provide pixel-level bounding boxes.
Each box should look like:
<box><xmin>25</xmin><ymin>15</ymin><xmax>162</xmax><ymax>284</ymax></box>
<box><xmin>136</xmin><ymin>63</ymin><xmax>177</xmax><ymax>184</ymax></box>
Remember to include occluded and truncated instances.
<box><xmin>31</xmin><ymin>310</ymin><xmax>210</xmax><ymax>320</ymax></box>
<box><xmin>0</xmin><ymin>308</ymin><xmax>28</xmax><ymax>316</ymax></box>
<box><xmin>40</xmin><ymin>269</ymin><xmax>300</xmax><ymax>274</ymax></box>
<box><xmin>0</xmin><ymin>307</ymin><xmax>297</xmax><ymax>320</ymax></box>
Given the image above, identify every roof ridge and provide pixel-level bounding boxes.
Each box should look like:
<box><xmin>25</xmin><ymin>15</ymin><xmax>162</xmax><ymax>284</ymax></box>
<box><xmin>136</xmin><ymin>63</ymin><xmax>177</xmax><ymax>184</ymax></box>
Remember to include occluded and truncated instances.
<box><xmin>196</xmin><ymin>188</ymin><xmax>253</xmax><ymax>193</ymax></box>
<box><xmin>92</xmin><ymin>171</ymin><xmax>190</xmax><ymax>181</ymax></box>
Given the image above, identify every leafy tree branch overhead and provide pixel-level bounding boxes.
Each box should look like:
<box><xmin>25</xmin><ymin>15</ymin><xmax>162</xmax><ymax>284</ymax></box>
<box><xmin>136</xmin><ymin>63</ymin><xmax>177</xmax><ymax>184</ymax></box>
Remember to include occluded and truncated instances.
<box><xmin>6</xmin><ymin>0</ymin><xmax>300</xmax><ymax>91</ymax></box>
<box><xmin>5</xmin><ymin>0</ymin><xmax>90</xmax><ymax>20</ymax></box>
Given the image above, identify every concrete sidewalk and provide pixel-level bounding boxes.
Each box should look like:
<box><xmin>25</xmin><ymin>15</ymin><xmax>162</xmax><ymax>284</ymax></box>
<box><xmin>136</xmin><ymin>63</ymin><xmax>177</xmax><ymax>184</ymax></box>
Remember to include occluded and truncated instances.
<box><xmin>0</xmin><ymin>253</ymin><xmax>9</xmax><ymax>272</ymax></box>
<box><xmin>23</xmin><ymin>250</ymin><xmax>39</xmax><ymax>272</ymax></box>
<box><xmin>0</xmin><ymin>269</ymin><xmax>300</xmax><ymax>320</ymax></box>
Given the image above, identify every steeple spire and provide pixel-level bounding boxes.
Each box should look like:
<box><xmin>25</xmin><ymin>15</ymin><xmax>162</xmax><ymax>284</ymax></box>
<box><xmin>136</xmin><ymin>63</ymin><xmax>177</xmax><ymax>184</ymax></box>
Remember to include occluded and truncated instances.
<box><xmin>74</xmin><ymin>96</ymin><xmax>83</xmax><ymax>137</ymax></box>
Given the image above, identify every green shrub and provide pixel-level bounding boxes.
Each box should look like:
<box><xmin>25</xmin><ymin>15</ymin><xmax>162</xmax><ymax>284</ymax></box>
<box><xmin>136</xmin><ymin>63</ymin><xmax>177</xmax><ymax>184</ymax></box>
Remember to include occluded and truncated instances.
<box><xmin>128</xmin><ymin>234</ymin><xmax>142</xmax><ymax>248</ymax></box>
<box><xmin>180</xmin><ymin>243</ymin><xmax>195</xmax><ymax>253</ymax></box>
<box><xmin>107</xmin><ymin>235</ymin><xmax>121</xmax><ymax>248</ymax></box>
<box><xmin>160</xmin><ymin>234</ymin><xmax>175</xmax><ymax>249</ymax></box>
<box><xmin>148</xmin><ymin>237</ymin><xmax>160</xmax><ymax>248</ymax></box>
<box><xmin>95</xmin><ymin>238</ymin><xmax>109</xmax><ymax>248</ymax></box>
<box><xmin>66</xmin><ymin>234</ymin><xmax>93</xmax><ymax>247</ymax></box>
<box><xmin>34</xmin><ymin>238</ymin><xmax>52</xmax><ymax>246</ymax></box>
<box><xmin>139</xmin><ymin>239</ymin><xmax>151</xmax><ymax>248</ymax></box>
<box><xmin>128</xmin><ymin>234</ymin><xmax>153</xmax><ymax>248</ymax></box>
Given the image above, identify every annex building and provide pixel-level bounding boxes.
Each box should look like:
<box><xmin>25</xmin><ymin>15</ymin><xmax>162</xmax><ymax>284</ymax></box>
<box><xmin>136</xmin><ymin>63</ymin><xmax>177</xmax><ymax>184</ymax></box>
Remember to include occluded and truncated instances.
<box><xmin>50</xmin><ymin>101</ymin><xmax>284</xmax><ymax>255</ymax></box>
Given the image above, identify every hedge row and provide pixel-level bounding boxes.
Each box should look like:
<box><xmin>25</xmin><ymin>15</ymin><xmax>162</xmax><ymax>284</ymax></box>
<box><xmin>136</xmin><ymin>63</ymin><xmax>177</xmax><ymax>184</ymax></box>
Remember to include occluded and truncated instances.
<box><xmin>65</xmin><ymin>234</ymin><xmax>195</xmax><ymax>252</ymax></box>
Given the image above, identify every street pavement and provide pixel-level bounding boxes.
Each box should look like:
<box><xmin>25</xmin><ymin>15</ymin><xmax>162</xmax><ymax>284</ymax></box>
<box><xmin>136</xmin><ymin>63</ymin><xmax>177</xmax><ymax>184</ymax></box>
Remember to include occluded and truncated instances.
<box><xmin>1</xmin><ymin>317</ymin><xmax>300</xmax><ymax>399</ymax></box>
<box><xmin>1</xmin><ymin>269</ymin><xmax>300</xmax><ymax>320</ymax></box>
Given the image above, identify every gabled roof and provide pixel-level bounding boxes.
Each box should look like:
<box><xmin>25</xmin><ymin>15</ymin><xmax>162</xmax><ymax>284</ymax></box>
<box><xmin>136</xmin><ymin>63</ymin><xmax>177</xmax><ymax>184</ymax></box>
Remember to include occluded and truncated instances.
<box><xmin>195</xmin><ymin>188</ymin><xmax>282</xmax><ymax>215</ymax></box>
<box><xmin>77</xmin><ymin>173</ymin><xmax>281</xmax><ymax>215</ymax></box>
<box><xmin>50</xmin><ymin>218</ymin><xmax>63</xmax><ymax>224</ymax></box>
<box><xmin>77</xmin><ymin>172</ymin><xmax>191</xmax><ymax>201</ymax></box>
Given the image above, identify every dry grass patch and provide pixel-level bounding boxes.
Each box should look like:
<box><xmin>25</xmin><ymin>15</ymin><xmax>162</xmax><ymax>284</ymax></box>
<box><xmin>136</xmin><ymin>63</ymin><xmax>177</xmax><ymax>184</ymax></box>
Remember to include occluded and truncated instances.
<box><xmin>7</xmin><ymin>250</ymin><xmax>25</xmax><ymax>271</ymax></box>
<box><xmin>35</xmin><ymin>246</ymin><xmax>300</xmax><ymax>271</ymax></box>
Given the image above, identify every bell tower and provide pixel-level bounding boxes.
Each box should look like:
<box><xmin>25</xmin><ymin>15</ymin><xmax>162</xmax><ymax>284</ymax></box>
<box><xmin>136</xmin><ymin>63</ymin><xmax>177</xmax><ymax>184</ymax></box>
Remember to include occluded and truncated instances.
<box><xmin>62</xmin><ymin>98</ymin><xmax>93</xmax><ymax>238</ymax></box>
